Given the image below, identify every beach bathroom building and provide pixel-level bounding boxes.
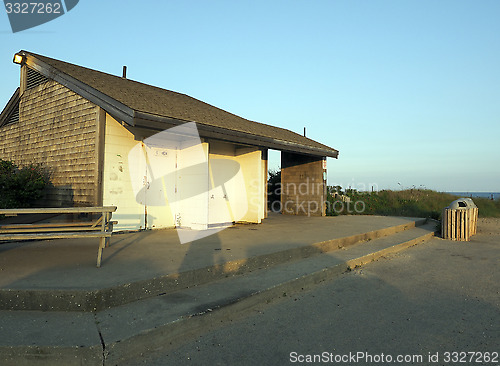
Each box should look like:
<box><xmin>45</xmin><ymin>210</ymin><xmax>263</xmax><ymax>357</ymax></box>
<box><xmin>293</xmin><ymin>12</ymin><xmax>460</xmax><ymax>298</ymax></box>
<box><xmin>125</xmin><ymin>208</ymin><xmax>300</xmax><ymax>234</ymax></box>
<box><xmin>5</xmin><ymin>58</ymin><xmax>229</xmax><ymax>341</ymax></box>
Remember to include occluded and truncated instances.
<box><xmin>0</xmin><ymin>51</ymin><xmax>338</xmax><ymax>232</ymax></box>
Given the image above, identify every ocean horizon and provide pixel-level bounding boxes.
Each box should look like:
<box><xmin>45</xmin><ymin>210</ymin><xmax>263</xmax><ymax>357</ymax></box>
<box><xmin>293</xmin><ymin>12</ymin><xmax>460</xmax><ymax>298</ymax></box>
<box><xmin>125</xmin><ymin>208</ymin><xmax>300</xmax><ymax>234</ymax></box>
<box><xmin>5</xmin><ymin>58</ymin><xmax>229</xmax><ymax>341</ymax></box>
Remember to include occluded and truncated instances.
<box><xmin>447</xmin><ymin>192</ymin><xmax>500</xmax><ymax>200</ymax></box>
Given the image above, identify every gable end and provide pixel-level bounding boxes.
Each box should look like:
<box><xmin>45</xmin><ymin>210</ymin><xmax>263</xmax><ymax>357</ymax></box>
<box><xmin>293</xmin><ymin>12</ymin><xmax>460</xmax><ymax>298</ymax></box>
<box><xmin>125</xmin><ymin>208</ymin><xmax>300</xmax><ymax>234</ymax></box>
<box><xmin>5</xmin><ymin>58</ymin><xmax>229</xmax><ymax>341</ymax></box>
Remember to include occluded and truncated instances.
<box><xmin>0</xmin><ymin>88</ymin><xmax>20</xmax><ymax>128</ymax></box>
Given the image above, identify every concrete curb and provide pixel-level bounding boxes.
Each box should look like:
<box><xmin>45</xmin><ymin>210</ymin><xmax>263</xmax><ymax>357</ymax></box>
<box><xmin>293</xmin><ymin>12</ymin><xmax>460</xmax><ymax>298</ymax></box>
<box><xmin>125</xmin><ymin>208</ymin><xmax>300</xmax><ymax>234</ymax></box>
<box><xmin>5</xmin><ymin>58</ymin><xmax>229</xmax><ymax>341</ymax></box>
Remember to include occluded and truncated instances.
<box><xmin>0</xmin><ymin>219</ymin><xmax>426</xmax><ymax>312</ymax></box>
<box><xmin>345</xmin><ymin>231</ymin><xmax>435</xmax><ymax>270</ymax></box>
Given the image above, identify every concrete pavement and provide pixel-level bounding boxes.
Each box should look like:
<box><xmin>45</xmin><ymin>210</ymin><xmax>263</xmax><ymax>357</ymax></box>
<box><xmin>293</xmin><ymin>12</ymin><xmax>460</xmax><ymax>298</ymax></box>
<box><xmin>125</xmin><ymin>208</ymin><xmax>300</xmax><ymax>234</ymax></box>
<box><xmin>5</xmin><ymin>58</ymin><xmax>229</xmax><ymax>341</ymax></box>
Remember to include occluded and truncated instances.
<box><xmin>0</xmin><ymin>214</ymin><xmax>425</xmax><ymax>312</ymax></box>
<box><xmin>0</xmin><ymin>215</ymin><xmax>437</xmax><ymax>365</ymax></box>
<box><xmin>0</xmin><ymin>214</ymin><xmax>422</xmax><ymax>290</ymax></box>
<box><xmin>124</xmin><ymin>220</ymin><xmax>499</xmax><ymax>366</ymax></box>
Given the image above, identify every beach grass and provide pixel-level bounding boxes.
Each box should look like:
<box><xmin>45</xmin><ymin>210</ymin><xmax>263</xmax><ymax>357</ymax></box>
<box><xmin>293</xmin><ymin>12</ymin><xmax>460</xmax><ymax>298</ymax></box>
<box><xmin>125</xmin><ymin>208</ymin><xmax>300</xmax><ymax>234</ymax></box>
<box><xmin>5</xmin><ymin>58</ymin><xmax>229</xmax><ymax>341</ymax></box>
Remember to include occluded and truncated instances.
<box><xmin>328</xmin><ymin>189</ymin><xmax>500</xmax><ymax>219</ymax></box>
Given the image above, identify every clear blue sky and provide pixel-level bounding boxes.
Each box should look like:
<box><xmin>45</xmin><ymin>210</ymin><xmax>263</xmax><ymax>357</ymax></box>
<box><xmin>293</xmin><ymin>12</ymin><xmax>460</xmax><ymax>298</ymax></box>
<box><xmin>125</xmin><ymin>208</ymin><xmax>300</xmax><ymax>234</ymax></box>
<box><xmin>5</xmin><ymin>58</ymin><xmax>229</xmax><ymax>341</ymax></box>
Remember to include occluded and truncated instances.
<box><xmin>1</xmin><ymin>1</ymin><xmax>499</xmax><ymax>192</ymax></box>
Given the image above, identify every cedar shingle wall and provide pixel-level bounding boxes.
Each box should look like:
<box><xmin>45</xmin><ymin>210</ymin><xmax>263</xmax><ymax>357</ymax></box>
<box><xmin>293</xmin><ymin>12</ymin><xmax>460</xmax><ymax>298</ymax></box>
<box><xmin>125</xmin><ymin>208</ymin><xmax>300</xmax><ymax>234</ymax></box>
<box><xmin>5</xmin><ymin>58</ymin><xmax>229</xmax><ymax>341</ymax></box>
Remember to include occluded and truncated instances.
<box><xmin>0</xmin><ymin>80</ymin><xmax>98</xmax><ymax>206</ymax></box>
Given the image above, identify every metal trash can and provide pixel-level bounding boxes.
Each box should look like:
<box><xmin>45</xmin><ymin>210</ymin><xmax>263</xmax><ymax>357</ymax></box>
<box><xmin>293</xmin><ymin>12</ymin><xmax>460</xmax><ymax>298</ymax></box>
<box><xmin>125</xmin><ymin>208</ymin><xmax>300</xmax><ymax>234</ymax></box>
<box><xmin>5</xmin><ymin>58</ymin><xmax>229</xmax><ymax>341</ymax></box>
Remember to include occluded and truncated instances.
<box><xmin>442</xmin><ymin>198</ymin><xmax>478</xmax><ymax>241</ymax></box>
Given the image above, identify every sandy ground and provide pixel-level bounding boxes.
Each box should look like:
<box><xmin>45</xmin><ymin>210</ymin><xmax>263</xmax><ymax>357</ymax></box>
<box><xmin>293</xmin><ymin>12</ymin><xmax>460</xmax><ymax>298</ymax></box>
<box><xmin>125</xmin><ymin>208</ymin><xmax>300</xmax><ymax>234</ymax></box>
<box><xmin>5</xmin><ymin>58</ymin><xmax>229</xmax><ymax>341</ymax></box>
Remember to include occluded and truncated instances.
<box><xmin>477</xmin><ymin>217</ymin><xmax>500</xmax><ymax>236</ymax></box>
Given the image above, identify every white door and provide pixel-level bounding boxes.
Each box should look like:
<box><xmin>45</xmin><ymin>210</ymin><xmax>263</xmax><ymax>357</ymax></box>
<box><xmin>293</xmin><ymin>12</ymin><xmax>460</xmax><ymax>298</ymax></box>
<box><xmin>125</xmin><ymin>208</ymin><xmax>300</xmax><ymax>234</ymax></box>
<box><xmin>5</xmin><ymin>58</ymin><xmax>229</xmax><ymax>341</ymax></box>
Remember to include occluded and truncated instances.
<box><xmin>128</xmin><ymin>123</ymin><xmax>211</xmax><ymax>232</ymax></box>
<box><xmin>142</xmin><ymin>144</ymin><xmax>176</xmax><ymax>229</ymax></box>
<box><xmin>208</xmin><ymin>158</ymin><xmax>237</xmax><ymax>227</ymax></box>
<box><xmin>176</xmin><ymin>142</ymin><xmax>209</xmax><ymax>230</ymax></box>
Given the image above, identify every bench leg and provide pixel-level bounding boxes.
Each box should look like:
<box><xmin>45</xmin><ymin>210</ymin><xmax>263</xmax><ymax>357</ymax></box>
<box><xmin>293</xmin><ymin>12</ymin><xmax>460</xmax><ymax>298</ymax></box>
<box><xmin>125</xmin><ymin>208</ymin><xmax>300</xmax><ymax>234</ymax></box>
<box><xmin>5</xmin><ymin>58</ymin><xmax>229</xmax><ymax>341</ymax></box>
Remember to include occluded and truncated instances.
<box><xmin>97</xmin><ymin>237</ymin><xmax>106</xmax><ymax>268</ymax></box>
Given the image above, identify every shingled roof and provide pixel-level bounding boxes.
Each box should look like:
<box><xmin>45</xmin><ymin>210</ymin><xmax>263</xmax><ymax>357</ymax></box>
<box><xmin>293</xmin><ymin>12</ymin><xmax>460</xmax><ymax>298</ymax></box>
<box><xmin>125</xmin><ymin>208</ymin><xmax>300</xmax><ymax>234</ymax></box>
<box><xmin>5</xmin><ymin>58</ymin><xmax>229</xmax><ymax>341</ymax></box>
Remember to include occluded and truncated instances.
<box><xmin>12</xmin><ymin>51</ymin><xmax>338</xmax><ymax>157</ymax></box>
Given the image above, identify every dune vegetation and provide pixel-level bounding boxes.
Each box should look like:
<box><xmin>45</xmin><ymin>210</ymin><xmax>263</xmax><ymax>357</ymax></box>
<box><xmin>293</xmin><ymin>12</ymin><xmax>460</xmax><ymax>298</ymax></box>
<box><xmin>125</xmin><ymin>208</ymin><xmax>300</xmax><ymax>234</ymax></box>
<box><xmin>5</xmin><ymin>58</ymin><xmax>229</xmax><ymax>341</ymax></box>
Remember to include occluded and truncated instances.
<box><xmin>326</xmin><ymin>188</ymin><xmax>500</xmax><ymax>219</ymax></box>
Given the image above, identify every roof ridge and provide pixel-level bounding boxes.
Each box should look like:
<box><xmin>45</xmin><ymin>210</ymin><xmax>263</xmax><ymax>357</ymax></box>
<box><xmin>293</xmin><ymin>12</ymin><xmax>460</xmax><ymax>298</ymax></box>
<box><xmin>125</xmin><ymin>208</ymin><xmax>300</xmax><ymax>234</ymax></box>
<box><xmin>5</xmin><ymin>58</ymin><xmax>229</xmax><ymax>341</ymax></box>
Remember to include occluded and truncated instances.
<box><xmin>27</xmin><ymin>51</ymin><xmax>285</xmax><ymax>127</ymax></box>
<box><xmin>25</xmin><ymin>50</ymin><xmax>196</xmax><ymax>97</ymax></box>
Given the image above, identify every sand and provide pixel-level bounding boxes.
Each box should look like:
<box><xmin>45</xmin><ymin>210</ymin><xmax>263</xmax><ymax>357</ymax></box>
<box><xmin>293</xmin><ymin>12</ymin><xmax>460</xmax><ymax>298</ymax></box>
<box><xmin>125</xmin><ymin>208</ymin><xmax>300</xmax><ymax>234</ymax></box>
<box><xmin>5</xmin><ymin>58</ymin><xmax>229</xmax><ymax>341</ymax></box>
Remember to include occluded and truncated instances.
<box><xmin>477</xmin><ymin>217</ymin><xmax>500</xmax><ymax>236</ymax></box>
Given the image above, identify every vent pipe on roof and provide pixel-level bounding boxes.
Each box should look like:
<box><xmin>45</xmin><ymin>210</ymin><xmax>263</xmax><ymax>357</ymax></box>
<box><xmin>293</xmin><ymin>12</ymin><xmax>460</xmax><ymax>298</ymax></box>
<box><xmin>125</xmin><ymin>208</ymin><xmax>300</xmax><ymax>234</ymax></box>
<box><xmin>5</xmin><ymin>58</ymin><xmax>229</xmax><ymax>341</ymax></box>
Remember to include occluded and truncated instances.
<box><xmin>122</xmin><ymin>66</ymin><xmax>127</xmax><ymax>78</ymax></box>
<box><xmin>303</xmin><ymin>127</ymin><xmax>306</xmax><ymax>137</ymax></box>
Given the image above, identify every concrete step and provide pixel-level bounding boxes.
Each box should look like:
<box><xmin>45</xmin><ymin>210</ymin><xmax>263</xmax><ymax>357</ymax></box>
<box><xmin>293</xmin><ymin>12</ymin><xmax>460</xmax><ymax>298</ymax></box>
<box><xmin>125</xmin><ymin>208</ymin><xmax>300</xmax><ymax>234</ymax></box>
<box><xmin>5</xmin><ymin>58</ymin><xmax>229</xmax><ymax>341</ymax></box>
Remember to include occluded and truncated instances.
<box><xmin>0</xmin><ymin>223</ymin><xmax>435</xmax><ymax>366</ymax></box>
<box><xmin>0</xmin><ymin>218</ymin><xmax>427</xmax><ymax>312</ymax></box>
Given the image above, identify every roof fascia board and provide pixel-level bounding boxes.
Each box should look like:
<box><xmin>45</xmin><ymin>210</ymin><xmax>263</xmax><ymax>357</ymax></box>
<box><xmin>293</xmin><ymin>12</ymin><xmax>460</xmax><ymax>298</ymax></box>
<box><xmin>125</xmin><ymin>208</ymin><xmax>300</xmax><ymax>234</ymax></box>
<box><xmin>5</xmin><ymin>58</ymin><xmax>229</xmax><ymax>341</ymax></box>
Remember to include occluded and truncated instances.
<box><xmin>134</xmin><ymin>111</ymin><xmax>338</xmax><ymax>158</ymax></box>
<box><xmin>0</xmin><ymin>87</ymin><xmax>20</xmax><ymax>128</ymax></box>
<box><xmin>24</xmin><ymin>54</ymin><xmax>136</xmax><ymax>126</ymax></box>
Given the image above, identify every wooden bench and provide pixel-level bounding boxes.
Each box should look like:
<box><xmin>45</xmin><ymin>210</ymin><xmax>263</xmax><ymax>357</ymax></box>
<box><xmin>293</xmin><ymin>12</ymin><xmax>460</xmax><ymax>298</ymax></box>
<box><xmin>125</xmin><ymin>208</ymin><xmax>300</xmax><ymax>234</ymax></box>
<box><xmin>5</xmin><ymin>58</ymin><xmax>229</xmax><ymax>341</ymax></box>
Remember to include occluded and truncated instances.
<box><xmin>0</xmin><ymin>206</ymin><xmax>117</xmax><ymax>267</ymax></box>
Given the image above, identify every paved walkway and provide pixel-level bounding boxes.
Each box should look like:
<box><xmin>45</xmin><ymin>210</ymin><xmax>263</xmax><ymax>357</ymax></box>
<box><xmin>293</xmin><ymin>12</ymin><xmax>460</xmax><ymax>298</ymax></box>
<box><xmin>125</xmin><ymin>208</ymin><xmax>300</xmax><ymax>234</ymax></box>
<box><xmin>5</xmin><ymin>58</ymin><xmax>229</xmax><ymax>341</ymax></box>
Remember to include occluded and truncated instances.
<box><xmin>0</xmin><ymin>214</ymin><xmax>419</xmax><ymax>290</ymax></box>
<box><xmin>126</xmin><ymin>224</ymin><xmax>499</xmax><ymax>366</ymax></box>
<box><xmin>0</xmin><ymin>218</ymin><xmax>435</xmax><ymax>366</ymax></box>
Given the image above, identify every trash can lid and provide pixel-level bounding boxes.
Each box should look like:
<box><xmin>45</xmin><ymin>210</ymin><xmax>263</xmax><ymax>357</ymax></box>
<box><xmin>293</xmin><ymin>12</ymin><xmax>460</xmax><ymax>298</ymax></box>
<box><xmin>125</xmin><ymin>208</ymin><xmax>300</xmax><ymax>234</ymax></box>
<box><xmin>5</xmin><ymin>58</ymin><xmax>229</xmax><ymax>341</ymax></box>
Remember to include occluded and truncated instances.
<box><xmin>462</xmin><ymin>197</ymin><xmax>477</xmax><ymax>208</ymax></box>
<box><xmin>447</xmin><ymin>198</ymin><xmax>476</xmax><ymax>209</ymax></box>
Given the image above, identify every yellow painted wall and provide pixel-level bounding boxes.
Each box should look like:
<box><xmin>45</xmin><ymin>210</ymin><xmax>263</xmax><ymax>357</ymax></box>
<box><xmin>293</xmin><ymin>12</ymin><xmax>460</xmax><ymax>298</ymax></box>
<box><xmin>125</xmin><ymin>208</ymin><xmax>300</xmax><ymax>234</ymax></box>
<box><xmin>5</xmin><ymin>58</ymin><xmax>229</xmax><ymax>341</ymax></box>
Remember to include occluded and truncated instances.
<box><xmin>209</xmin><ymin>142</ymin><xmax>264</xmax><ymax>224</ymax></box>
<box><xmin>103</xmin><ymin>118</ymin><xmax>265</xmax><ymax>231</ymax></box>
<box><xmin>235</xmin><ymin>148</ymin><xmax>263</xmax><ymax>223</ymax></box>
<box><xmin>102</xmin><ymin>115</ymin><xmax>144</xmax><ymax>231</ymax></box>
<box><xmin>102</xmin><ymin>115</ymin><xmax>177</xmax><ymax>231</ymax></box>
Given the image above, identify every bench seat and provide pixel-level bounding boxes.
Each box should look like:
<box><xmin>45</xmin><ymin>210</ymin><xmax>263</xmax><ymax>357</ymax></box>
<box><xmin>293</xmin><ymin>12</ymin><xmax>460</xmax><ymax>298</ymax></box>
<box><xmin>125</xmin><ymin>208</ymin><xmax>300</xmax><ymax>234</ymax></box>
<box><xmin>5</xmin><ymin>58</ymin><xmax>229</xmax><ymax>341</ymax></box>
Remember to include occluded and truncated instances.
<box><xmin>0</xmin><ymin>206</ymin><xmax>117</xmax><ymax>267</ymax></box>
<box><xmin>0</xmin><ymin>231</ymin><xmax>113</xmax><ymax>240</ymax></box>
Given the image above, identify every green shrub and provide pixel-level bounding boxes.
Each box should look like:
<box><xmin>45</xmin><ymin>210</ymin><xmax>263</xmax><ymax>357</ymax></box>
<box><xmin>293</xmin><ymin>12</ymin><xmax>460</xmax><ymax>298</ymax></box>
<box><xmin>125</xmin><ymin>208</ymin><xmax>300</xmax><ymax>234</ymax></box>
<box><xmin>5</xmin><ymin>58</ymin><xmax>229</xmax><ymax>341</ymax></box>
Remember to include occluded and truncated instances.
<box><xmin>267</xmin><ymin>169</ymin><xmax>281</xmax><ymax>210</ymax></box>
<box><xmin>0</xmin><ymin>159</ymin><xmax>50</xmax><ymax>209</ymax></box>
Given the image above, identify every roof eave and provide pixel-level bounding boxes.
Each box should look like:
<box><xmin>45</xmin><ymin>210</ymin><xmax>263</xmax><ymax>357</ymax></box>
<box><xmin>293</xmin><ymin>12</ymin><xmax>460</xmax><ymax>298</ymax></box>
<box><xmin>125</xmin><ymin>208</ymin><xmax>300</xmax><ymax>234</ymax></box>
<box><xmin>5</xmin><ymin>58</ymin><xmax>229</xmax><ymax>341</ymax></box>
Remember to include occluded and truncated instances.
<box><xmin>133</xmin><ymin>111</ymin><xmax>339</xmax><ymax>158</ymax></box>
<box><xmin>21</xmin><ymin>51</ymin><xmax>136</xmax><ymax>126</ymax></box>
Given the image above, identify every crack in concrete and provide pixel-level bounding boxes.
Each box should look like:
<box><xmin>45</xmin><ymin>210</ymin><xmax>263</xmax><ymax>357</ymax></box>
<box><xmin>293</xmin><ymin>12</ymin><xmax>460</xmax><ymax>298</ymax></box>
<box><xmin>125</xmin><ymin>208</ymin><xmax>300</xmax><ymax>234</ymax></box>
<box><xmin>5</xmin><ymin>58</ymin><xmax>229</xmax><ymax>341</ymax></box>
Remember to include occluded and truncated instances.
<box><xmin>93</xmin><ymin>312</ymin><xmax>107</xmax><ymax>366</ymax></box>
